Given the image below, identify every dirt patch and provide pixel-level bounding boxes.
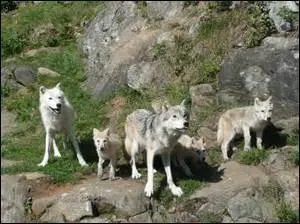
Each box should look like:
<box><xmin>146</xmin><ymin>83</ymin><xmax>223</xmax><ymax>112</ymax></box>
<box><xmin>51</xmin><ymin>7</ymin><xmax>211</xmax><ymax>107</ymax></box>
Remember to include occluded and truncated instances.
<box><xmin>1</xmin><ymin>109</ymin><xmax>16</xmax><ymax>138</ymax></box>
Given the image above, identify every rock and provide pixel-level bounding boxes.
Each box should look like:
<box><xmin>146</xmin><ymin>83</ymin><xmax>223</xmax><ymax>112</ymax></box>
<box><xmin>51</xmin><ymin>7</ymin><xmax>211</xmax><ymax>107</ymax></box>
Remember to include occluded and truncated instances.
<box><xmin>262</xmin><ymin>36</ymin><xmax>299</xmax><ymax>50</ymax></box>
<box><xmin>80</xmin><ymin>217</ymin><xmax>109</xmax><ymax>223</ymax></box>
<box><xmin>274</xmin><ymin>117</ymin><xmax>299</xmax><ymax>134</ymax></box>
<box><xmin>266</xmin><ymin>1</ymin><xmax>299</xmax><ymax>33</ymax></box>
<box><xmin>217</xmin><ymin>43</ymin><xmax>299</xmax><ymax>121</ymax></box>
<box><xmin>17</xmin><ymin>172</ymin><xmax>50</xmax><ymax>181</ymax></box>
<box><xmin>128</xmin><ymin>212</ymin><xmax>151</xmax><ymax>223</ymax></box>
<box><xmin>38</xmin><ymin>67</ymin><xmax>61</xmax><ymax>77</ymax></box>
<box><xmin>14</xmin><ymin>65</ymin><xmax>37</xmax><ymax>86</ymax></box>
<box><xmin>127</xmin><ymin>61</ymin><xmax>172</xmax><ymax>92</ymax></box>
<box><xmin>32</xmin><ymin>178</ymin><xmax>147</xmax><ymax>222</ymax></box>
<box><xmin>1</xmin><ymin>175</ymin><xmax>29</xmax><ymax>223</ymax></box>
<box><xmin>222</xmin><ymin>215</ymin><xmax>233</xmax><ymax>223</ymax></box>
<box><xmin>146</xmin><ymin>1</ymin><xmax>184</xmax><ymax>20</ymax></box>
<box><xmin>227</xmin><ymin>188</ymin><xmax>263</xmax><ymax>221</ymax></box>
<box><xmin>190</xmin><ymin>161</ymin><xmax>269</xmax><ymax>215</ymax></box>
<box><xmin>24</xmin><ymin>47</ymin><xmax>60</xmax><ymax>57</ymax></box>
<box><xmin>1</xmin><ymin>109</ymin><xmax>17</xmax><ymax>137</ymax></box>
<box><xmin>190</xmin><ymin>84</ymin><xmax>216</xmax><ymax>107</ymax></box>
<box><xmin>197</xmin><ymin>127</ymin><xmax>217</xmax><ymax>149</ymax></box>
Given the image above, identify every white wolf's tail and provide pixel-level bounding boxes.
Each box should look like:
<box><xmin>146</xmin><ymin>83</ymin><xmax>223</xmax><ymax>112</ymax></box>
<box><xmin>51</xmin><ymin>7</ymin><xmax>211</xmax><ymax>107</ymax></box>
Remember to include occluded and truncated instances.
<box><xmin>217</xmin><ymin>117</ymin><xmax>224</xmax><ymax>145</ymax></box>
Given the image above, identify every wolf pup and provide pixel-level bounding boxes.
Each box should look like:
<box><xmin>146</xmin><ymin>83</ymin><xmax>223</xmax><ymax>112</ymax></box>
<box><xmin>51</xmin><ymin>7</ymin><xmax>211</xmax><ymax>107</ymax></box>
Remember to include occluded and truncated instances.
<box><xmin>217</xmin><ymin>96</ymin><xmax>273</xmax><ymax>160</ymax></box>
<box><xmin>125</xmin><ymin>100</ymin><xmax>190</xmax><ymax>197</ymax></box>
<box><xmin>38</xmin><ymin>82</ymin><xmax>87</xmax><ymax>167</ymax></box>
<box><xmin>172</xmin><ymin>135</ymin><xmax>207</xmax><ymax>177</ymax></box>
<box><xmin>93</xmin><ymin>127</ymin><xmax>122</xmax><ymax>180</ymax></box>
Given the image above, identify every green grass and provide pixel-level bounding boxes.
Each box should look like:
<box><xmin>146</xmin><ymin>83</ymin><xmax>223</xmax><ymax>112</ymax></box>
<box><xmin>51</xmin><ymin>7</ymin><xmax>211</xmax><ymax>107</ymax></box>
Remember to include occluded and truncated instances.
<box><xmin>275</xmin><ymin>201</ymin><xmax>299</xmax><ymax>223</ymax></box>
<box><xmin>207</xmin><ymin>147</ymin><xmax>223</xmax><ymax>165</ymax></box>
<box><xmin>286</xmin><ymin>132</ymin><xmax>299</xmax><ymax>146</ymax></box>
<box><xmin>288</xmin><ymin>148</ymin><xmax>299</xmax><ymax>166</ymax></box>
<box><xmin>1</xmin><ymin>1</ymin><xmax>105</xmax><ymax>58</ymax></box>
<box><xmin>237</xmin><ymin>148</ymin><xmax>269</xmax><ymax>165</ymax></box>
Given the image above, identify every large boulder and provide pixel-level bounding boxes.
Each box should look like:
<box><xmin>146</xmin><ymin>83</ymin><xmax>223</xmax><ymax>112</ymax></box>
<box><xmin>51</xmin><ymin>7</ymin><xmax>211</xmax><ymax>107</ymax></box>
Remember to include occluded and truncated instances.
<box><xmin>80</xmin><ymin>1</ymin><xmax>186</xmax><ymax>97</ymax></box>
<box><xmin>1</xmin><ymin>175</ymin><xmax>29</xmax><ymax>223</ymax></box>
<box><xmin>217</xmin><ymin>36</ymin><xmax>299</xmax><ymax>122</ymax></box>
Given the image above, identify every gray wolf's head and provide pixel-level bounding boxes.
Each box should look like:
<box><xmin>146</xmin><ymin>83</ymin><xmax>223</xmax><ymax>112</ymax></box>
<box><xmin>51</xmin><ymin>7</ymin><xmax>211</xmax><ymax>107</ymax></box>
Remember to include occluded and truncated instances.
<box><xmin>93</xmin><ymin>128</ymin><xmax>110</xmax><ymax>153</ymax></box>
<box><xmin>40</xmin><ymin>82</ymin><xmax>65</xmax><ymax>114</ymax></box>
<box><xmin>254</xmin><ymin>96</ymin><xmax>273</xmax><ymax>122</ymax></box>
<box><xmin>191</xmin><ymin>137</ymin><xmax>207</xmax><ymax>163</ymax></box>
<box><xmin>161</xmin><ymin>99</ymin><xmax>190</xmax><ymax>133</ymax></box>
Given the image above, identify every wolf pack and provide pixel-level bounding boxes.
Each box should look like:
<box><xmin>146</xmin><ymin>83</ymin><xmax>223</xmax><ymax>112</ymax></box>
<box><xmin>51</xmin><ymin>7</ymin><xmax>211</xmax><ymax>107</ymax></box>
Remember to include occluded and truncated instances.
<box><xmin>38</xmin><ymin>83</ymin><xmax>273</xmax><ymax>198</ymax></box>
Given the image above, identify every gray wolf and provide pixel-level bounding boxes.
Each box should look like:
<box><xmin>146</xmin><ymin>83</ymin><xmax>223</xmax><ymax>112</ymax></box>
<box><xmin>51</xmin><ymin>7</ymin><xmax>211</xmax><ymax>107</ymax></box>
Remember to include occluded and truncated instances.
<box><xmin>93</xmin><ymin>127</ymin><xmax>122</xmax><ymax>180</ymax></box>
<box><xmin>172</xmin><ymin>135</ymin><xmax>207</xmax><ymax>177</ymax></box>
<box><xmin>38</xmin><ymin>82</ymin><xmax>87</xmax><ymax>167</ymax></box>
<box><xmin>124</xmin><ymin>100</ymin><xmax>190</xmax><ymax>197</ymax></box>
<box><xmin>217</xmin><ymin>96</ymin><xmax>273</xmax><ymax>160</ymax></box>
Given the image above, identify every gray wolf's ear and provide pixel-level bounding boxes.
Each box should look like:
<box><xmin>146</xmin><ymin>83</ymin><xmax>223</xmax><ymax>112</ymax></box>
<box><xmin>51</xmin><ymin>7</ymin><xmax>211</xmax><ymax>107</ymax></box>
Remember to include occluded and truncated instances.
<box><xmin>93</xmin><ymin>128</ymin><xmax>100</xmax><ymax>136</ymax></box>
<box><xmin>161</xmin><ymin>100</ymin><xmax>170</xmax><ymax>113</ymax></box>
<box><xmin>55</xmin><ymin>82</ymin><xmax>61</xmax><ymax>89</ymax></box>
<box><xmin>267</xmin><ymin>96</ymin><xmax>272</xmax><ymax>102</ymax></box>
<box><xmin>40</xmin><ymin>86</ymin><xmax>46</xmax><ymax>94</ymax></box>
<box><xmin>180</xmin><ymin>99</ymin><xmax>186</xmax><ymax>107</ymax></box>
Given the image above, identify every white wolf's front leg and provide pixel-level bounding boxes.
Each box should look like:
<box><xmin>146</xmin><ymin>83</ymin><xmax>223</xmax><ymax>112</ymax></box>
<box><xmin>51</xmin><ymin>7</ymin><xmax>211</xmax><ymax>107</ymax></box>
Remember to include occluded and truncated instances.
<box><xmin>97</xmin><ymin>156</ymin><xmax>104</xmax><ymax>178</ymax></box>
<box><xmin>145</xmin><ymin>150</ymin><xmax>155</xmax><ymax>197</ymax></box>
<box><xmin>256</xmin><ymin>130</ymin><xmax>263</xmax><ymax>150</ymax></box>
<box><xmin>109</xmin><ymin>157</ymin><xmax>117</xmax><ymax>180</ymax></box>
<box><xmin>38</xmin><ymin>131</ymin><xmax>53</xmax><ymax>167</ymax></box>
<box><xmin>131</xmin><ymin>140</ymin><xmax>141</xmax><ymax>179</ymax></box>
<box><xmin>69</xmin><ymin>132</ymin><xmax>88</xmax><ymax>166</ymax></box>
<box><xmin>52</xmin><ymin>138</ymin><xmax>62</xmax><ymax>158</ymax></box>
<box><xmin>161</xmin><ymin>152</ymin><xmax>183</xmax><ymax>197</ymax></box>
<box><xmin>242</xmin><ymin>126</ymin><xmax>251</xmax><ymax>152</ymax></box>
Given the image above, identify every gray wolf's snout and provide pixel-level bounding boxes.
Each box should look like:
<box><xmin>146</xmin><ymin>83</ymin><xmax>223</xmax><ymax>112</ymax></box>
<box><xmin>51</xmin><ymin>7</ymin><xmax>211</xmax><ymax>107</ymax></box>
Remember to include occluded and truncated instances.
<box><xmin>56</xmin><ymin>103</ymin><xmax>62</xmax><ymax>108</ymax></box>
<box><xmin>100</xmin><ymin>147</ymin><xmax>105</xmax><ymax>151</ymax></box>
<box><xmin>184</xmin><ymin>122</ymin><xmax>189</xmax><ymax>128</ymax></box>
<box><xmin>267</xmin><ymin>117</ymin><xmax>271</xmax><ymax>121</ymax></box>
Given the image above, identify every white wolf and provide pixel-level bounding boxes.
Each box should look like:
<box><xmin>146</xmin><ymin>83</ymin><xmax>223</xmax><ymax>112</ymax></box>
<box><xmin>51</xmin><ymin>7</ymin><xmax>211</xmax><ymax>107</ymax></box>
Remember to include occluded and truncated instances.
<box><xmin>172</xmin><ymin>135</ymin><xmax>207</xmax><ymax>177</ymax></box>
<box><xmin>38</xmin><ymin>82</ymin><xmax>87</xmax><ymax>167</ymax></box>
<box><xmin>217</xmin><ymin>96</ymin><xmax>273</xmax><ymax>160</ymax></box>
<box><xmin>93</xmin><ymin>127</ymin><xmax>122</xmax><ymax>180</ymax></box>
<box><xmin>124</xmin><ymin>100</ymin><xmax>190</xmax><ymax>197</ymax></box>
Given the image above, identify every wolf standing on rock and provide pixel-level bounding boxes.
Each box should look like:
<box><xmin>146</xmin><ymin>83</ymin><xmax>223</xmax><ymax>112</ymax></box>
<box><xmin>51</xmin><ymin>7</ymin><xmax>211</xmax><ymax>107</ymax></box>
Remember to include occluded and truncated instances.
<box><xmin>38</xmin><ymin>82</ymin><xmax>88</xmax><ymax>167</ymax></box>
<box><xmin>125</xmin><ymin>100</ymin><xmax>190</xmax><ymax>197</ymax></box>
<box><xmin>217</xmin><ymin>96</ymin><xmax>273</xmax><ymax>160</ymax></box>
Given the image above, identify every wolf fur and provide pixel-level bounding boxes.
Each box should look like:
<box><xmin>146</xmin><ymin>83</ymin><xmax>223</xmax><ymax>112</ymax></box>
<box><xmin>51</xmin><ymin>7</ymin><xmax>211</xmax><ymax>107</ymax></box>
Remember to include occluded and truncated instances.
<box><xmin>38</xmin><ymin>82</ymin><xmax>87</xmax><ymax>167</ymax></box>
<box><xmin>124</xmin><ymin>100</ymin><xmax>190</xmax><ymax>197</ymax></box>
<box><xmin>217</xmin><ymin>96</ymin><xmax>273</xmax><ymax>160</ymax></box>
<box><xmin>93</xmin><ymin>127</ymin><xmax>122</xmax><ymax>180</ymax></box>
<box><xmin>172</xmin><ymin>135</ymin><xmax>207</xmax><ymax>177</ymax></box>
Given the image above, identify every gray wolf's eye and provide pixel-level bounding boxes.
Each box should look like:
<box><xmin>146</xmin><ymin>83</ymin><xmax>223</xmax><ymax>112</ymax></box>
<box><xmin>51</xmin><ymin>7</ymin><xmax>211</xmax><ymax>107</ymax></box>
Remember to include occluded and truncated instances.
<box><xmin>173</xmin><ymin>115</ymin><xmax>177</xmax><ymax>118</ymax></box>
<box><xmin>49</xmin><ymin>97</ymin><xmax>52</xmax><ymax>100</ymax></box>
<box><xmin>103</xmin><ymin>139</ymin><xmax>107</xmax><ymax>143</ymax></box>
<box><xmin>58</xmin><ymin>96</ymin><xmax>62</xmax><ymax>99</ymax></box>
<box><xmin>261</xmin><ymin>110</ymin><xmax>265</xmax><ymax>112</ymax></box>
<box><xmin>96</xmin><ymin>140</ymin><xmax>100</xmax><ymax>143</ymax></box>
<box><xmin>269</xmin><ymin>110</ymin><xmax>272</xmax><ymax>112</ymax></box>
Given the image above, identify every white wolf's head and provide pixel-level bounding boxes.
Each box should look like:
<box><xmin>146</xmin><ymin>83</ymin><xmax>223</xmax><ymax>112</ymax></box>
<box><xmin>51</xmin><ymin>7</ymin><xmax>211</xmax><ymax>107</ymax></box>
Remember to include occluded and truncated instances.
<box><xmin>254</xmin><ymin>96</ymin><xmax>273</xmax><ymax>121</ymax></box>
<box><xmin>161</xmin><ymin>99</ymin><xmax>190</xmax><ymax>133</ymax></box>
<box><xmin>39</xmin><ymin>83</ymin><xmax>65</xmax><ymax>114</ymax></box>
<box><xmin>191</xmin><ymin>137</ymin><xmax>207</xmax><ymax>163</ymax></box>
<box><xmin>93</xmin><ymin>128</ymin><xmax>110</xmax><ymax>154</ymax></box>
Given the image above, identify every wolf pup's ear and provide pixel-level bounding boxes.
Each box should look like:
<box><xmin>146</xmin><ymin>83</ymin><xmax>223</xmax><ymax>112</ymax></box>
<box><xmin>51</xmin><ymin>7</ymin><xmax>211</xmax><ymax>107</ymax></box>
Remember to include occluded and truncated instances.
<box><xmin>104</xmin><ymin>128</ymin><xmax>110</xmax><ymax>136</ymax></box>
<box><xmin>180</xmin><ymin>99</ymin><xmax>186</xmax><ymax>107</ymax></box>
<box><xmin>40</xmin><ymin>86</ymin><xmax>46</xmax><ymax>94</ymax></box>
<box><xmin>267</xmin><ymin>96</ymin><xmax>272</xmax><ymax>102</ymax></box>
<box><xmin>93</xmin><ymin>128</ymin><xmax>100</xmax><ymax>136</ymax></box>
<box><xmin>55</xmin><ymin>82</ymin><xmax>61</xmax><ymax>89</ymax></box>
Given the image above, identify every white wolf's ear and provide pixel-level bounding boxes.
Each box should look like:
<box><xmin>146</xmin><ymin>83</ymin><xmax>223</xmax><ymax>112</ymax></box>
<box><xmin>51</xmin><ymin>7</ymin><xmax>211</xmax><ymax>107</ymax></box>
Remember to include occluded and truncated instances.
<box><xmin>104</xmin><ymin>128</ymin><xmax>110</xmax><ymax>136</ymax></box>
<box><xmin>93</xmin><ymin>128</ymin><xmax>100</xmax><ymax>136</ymax></box>
<box><xmin>180</xmin><ymin>99</ymin><xmax>186</xmax><ymax>107</ymax></box>
<box><xmin>55</xmin><ymin>82</ymin><xmax>61</xmax><ymax>89</ymax></box>
<box><xmin>267</xmin><ymin>96</ymin><xmax>272</xmax><ymax>102</ymax></box>
<box><xmin>40</xmin><ymin>86</ymin><xmax>46</xmax><ymax>94</ymax></box>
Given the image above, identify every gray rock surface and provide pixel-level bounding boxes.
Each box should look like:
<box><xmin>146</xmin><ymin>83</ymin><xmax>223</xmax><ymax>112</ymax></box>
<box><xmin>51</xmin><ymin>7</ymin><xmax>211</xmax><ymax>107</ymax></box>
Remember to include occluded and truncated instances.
<box><xmin>14</xmin><ymin>65</ymin><xmax>37</xmax><ymax>86</ymax></box>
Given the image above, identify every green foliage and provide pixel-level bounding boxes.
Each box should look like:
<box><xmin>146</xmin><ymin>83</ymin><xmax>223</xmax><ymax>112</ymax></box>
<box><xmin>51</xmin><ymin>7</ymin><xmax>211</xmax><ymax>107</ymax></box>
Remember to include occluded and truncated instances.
<box><xmin>278</xmin><ymin>6</ymin><xmax>298</xmax><ymax>23</ymax></box>
<box><xmin>275</xmin><ymin>201</ymin><xmax>299</xmax><ymax>223</ymax></box>
<box><xmin>286</xmin><ymin>132</ymin><xmax>299</xmax><ymax>146</ymax></box>
<box><xmin>136</xmin><ymin>1</ymin><xmax>148</xmax><ymax>18</ymax></box>
<box><xmin>244</xmin><ymin>3</ymin><xmax>276</xmax><ymax>48</ymax></box>
<box><xmin>237</xmin><ymin>148</ymin><xmax>269</xmax><ymax>165</ymax></box>
<box><xmin>1</xmin><ymin>1</ymin><xmax>105</xmax><ymax>58</ymax></box>
<box><xmin>288</xmin><ymin>148</ymin><xmax>299</xmax><ymax>166</ymax></box>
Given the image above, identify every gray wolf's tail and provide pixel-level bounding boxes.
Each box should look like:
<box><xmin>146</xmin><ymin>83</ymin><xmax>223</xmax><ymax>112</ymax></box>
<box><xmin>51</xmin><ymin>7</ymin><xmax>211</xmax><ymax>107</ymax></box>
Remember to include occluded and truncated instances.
<box><xmin>217</xmin><ymin>117</ymin><xmax>224</xmax><ymax>145</ymax></box>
